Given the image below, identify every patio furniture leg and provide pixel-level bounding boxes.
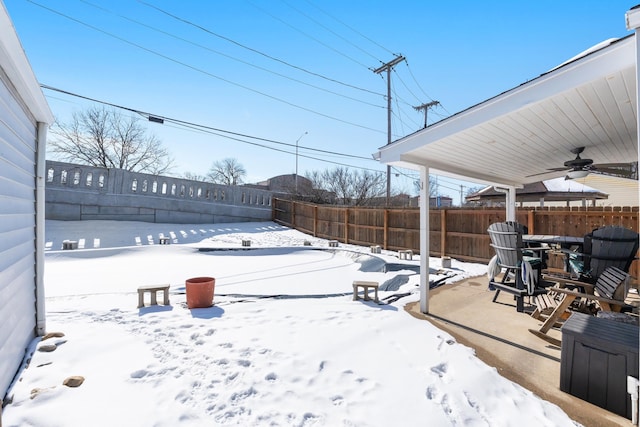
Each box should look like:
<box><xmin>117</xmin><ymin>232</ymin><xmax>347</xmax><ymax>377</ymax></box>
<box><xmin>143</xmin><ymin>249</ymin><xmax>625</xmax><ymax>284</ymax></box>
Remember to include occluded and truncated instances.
<box><xmin>516</xmin><ymin>295</ymin><xmax>524</xmax><ymax>313</ymax></box>
<box><xmin>538</xmin><ymin>295</ymin><xmax>577</xmax><ymax>334</ymax></box>
<box><xmin>528</xmin><ymin>295</ymin><xmax>577</xmax><ymax>346</ymax></box>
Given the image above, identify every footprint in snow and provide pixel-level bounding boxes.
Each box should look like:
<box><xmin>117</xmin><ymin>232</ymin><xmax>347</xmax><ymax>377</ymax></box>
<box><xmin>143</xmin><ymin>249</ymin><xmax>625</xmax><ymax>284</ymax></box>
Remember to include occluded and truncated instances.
<box><xmin>430</xmin><ymin>363</ymin><xmax>448</xmax><ymax>378</ymax></box>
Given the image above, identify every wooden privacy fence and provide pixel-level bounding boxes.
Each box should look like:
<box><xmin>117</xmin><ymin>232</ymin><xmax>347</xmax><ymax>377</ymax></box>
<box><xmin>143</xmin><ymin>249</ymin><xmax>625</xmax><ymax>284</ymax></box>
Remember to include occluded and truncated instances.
<box><xmin>272</xmin><ymin>199</ymin><xmax>639</xmax><ymax>277</ymax></box>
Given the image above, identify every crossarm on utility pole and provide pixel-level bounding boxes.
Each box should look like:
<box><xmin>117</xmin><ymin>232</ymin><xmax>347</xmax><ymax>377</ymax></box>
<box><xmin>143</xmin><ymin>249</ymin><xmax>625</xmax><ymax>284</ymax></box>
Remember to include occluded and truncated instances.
<box><xmin>413</xmin><ymin>100</ymin><xmax>440</xmax><ymax>129</ymax></box>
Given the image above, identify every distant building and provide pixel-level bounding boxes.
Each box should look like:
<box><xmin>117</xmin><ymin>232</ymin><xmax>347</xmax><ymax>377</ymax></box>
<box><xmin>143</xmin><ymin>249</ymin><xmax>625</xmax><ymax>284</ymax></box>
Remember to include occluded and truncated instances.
<box><xmin>430</xmin><ymin>196</ymin><xmax>453</xmax><ymax>208</ymax></box>
<box><xmin>254</xmin><ymin>174</ymin><xmax>313</xmax><ymax>194</ymax></box>
<box><xmin>465</xmin><ymin>178</ymin><xmax>608</xmax><ymax>207</ymax></box>
<box><xmin>392</xmin><ymin>194</ymin><xmax>453</xmax><ymax>208</ymax></box>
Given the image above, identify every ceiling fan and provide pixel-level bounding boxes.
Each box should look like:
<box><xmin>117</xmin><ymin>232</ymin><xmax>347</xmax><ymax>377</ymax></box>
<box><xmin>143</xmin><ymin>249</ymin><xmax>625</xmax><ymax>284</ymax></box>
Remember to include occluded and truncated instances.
<box><xmin>527</xmin><ymin>147</ymin><xmax>638</xmax><ymax>180</ymax></box>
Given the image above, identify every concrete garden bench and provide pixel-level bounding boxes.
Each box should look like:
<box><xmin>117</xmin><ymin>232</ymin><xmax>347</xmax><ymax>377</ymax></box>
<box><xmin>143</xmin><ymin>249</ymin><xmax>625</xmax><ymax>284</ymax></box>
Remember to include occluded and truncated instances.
<box><xmin>352</xmin><ymin>280</ymin><xmax>380</xmax><ymax>303</ymax></box>
<box><xmin>137</xmin><ymin>284</ymin><xmax>170</xmax><ymax>308</ymax></box>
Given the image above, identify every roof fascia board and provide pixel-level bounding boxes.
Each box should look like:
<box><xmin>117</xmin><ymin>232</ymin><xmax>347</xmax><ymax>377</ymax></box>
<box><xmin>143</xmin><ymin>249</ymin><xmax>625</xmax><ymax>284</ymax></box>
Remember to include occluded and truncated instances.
<box><xmin>0</xmin><ymin>5</ymin><xmax>53</xmax><ymax>124</ymax></box>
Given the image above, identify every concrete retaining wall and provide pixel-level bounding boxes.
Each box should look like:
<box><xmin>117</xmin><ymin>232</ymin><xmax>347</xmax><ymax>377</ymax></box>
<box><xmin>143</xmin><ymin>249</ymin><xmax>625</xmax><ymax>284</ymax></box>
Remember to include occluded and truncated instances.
<box><xmin>45</xmin><ymin>161</ymin><xmax>273</xmax><ymax>223</ymax></box>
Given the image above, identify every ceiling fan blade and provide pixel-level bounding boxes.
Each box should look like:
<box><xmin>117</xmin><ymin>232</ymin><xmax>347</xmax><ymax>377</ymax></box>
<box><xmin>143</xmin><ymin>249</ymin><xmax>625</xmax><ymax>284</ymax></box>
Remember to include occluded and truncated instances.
<box><xmin>525</xmin><ymin>167</ymin><xmax>568</xmax><ymax>178</ymax></box>
<box><xmin>591</xmin><ymin>162</ymin><xmax>633</xmax><ymax>168</ymax></box>
<box><xmin>590</xmin><ymin>164</ymin><xmax>638</xmax><ymax>179</ymax></box>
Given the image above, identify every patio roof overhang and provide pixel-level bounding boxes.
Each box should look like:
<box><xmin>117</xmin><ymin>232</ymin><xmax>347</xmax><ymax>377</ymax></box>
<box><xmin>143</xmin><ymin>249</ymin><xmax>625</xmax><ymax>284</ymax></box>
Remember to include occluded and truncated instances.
<box><xmin>376</xmin><ymin>34</ymin><xmax>637</xmax><ymax>189</ymax></box>
<box><xmin>376</xmin><ymin>9</ymin><xmax>640</xmax><ymax>315</ymax></box>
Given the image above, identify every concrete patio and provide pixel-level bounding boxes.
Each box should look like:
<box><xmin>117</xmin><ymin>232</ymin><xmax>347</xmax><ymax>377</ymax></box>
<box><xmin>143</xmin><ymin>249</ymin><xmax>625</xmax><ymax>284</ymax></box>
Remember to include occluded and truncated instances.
<box><xmin>405</xmin><ymin>275</ymin><xmax>637</xmax><ymax>427</ymax></box>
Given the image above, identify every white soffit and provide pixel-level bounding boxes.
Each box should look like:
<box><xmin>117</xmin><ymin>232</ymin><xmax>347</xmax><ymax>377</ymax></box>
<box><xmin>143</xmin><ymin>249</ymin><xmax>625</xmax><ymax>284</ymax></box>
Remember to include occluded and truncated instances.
<box><xmin>377</xmin><ymin>35</ymin><xmax>637</xmax><ymax>188</ymax></box>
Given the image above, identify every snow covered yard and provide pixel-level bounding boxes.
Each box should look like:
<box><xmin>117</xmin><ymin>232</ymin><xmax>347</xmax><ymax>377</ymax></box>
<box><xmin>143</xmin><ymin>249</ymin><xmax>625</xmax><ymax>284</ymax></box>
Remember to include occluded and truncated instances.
<box><xmin>2</xmin><ymin>221</ymin><xmax>578</xmax><ymax>426</ymax></box>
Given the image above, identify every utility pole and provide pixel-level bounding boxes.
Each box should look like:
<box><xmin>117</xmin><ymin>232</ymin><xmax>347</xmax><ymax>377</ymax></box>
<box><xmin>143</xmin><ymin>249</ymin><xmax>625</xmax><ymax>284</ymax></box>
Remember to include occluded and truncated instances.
<box><xmin>373</xmin><ymin>54</ymin><xmax>405</xmax><ymax>205</ymax></box>
<box><xmin>413</xmin><ymin>100</ymin><xmax>440</xmax><ymax>129</ymax></box>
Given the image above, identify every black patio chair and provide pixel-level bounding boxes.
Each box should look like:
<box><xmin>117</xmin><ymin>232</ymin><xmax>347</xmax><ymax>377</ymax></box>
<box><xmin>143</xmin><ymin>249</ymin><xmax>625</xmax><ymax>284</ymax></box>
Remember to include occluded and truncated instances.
<box><xmin>561</xmin><ymin>225</ymin><xmax>639</xmax><ymax>285</ymax></box>
<box><xmin>487</xmin><ymin>221</ymin><xmax>552</xmax><ymax>312</ymax></box>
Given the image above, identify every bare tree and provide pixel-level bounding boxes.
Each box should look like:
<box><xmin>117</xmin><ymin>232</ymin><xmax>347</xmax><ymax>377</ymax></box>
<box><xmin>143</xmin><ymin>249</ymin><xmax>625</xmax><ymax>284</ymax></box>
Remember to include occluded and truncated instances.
<box><xmin>207</xmin><ymin>158</ymin><xmax>246</xmax><ymax>185</ymax></box>
<box><xmin>351</xmin><ymin>170</ymin><xmax>386</xmax><ymax>205</ymax></box>
<box><xmin>183</xmin><ymin>172</ymin><xmax>207</xmax><ymax>182</ymax></box>
<box><xmin>324</xmin><ymin>167</ymin><xmax>352</xmax><ymax>205</ymax></box>
<box><xmin>48</xmin><ymin>106</ymin><xmax>174</xmax><ymax>174</ymax></box>
<box><xmin>306</xmin><ymin>167</ymin><xmax>386</xmax><ymax>206</ymax></box>
<box><xmin>304</xmin><ymin>170</ymin><xmax>333</xmax><ymax>203</ymax></box>
<box><xmin>413</xmin><ymin>175</ymin><xmax>438</xmax><ymax>197</ymax></box>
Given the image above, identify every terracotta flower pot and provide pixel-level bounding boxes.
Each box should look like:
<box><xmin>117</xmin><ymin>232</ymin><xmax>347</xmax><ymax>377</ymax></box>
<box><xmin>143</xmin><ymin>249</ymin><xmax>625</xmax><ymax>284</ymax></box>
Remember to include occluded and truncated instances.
<box><xmin>185</xmin><ymin>277</ymin><xmax>215</xmax><ymax>309</ymax></box>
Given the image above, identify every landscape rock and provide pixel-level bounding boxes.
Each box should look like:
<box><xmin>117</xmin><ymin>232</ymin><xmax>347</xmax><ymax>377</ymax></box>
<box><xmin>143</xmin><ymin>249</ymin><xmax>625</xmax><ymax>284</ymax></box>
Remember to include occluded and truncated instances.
<box><xmin>37</xmin><ymin>344</ymin><xmax>57</xmax><ymax>352</ymax></box>
<box><xmin>63</xmin><ymin>376</ymin><xmax>85</xmax><ymax>388</ymax></box>
<box><xmin>42</xmin><ymin>332</ymin><xmax>65</xmax><ymax>340</ymax></box>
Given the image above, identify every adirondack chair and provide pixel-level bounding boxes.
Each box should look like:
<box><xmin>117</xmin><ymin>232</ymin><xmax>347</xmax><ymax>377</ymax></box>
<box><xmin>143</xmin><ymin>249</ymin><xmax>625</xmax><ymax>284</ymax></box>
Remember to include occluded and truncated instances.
<box><xmin>532</xmin><ymin>225</ymin><xmax>638</xmax><ymax>321</ymax></box>
<box><xmin>487</xmin><ymin>222</ymin><xmax>551</xmax><ymax>312</ymax></box>
<box><xmin>552</xmin><ymin>225</ymin><xmax>639</xmax><ymax>285</ymax></box>
<box><xmin>529</xmin><ymin>266</ymin><xmax>633</xmax><ymax>346</ymax></box>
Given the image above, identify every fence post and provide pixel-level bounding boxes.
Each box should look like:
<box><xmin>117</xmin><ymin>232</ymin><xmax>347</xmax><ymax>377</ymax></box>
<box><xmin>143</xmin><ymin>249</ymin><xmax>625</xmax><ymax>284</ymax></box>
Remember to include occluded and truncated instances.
<box><xmin>344</xmin><ymin>208</ymin><xmax>350</xmax><ymax>244</ymax></box>
<box><xmin>292</xmin><ymin>200</ymin><xmax>296</xmax><ymax>228</ymax></box>
<box><xmin>440</xmin><ymin>209</ymin><xmax>447</xmax><ymax>257</ymax></box>
<box><xmin>383</xmin><ymin>209</ymin><xmax>389</xmax><ymax>250</ymax></box>
<box><xmin>528</xmin><ymin>210</ymin><xmax>535</xmax><ymax>234</ymax></box>
<box><xmin>313</xmin><ymin>205</ymin><xmax>318</xmax><ymax>237</ymax></box>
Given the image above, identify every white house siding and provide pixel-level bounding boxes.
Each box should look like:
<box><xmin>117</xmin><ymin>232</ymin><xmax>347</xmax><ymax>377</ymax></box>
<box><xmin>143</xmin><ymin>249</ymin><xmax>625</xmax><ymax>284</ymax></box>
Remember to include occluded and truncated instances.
<box><xmin>0</xmin><ymin>4</ymin><xmax>53</xmax><ymax>401</ymax></box>
<box><xmin>579</xmin><ymin>174</ymin><xmax>639</xmax><ymax>207</ymax></box>
<box><xmin>0</xmin><ymin>69</ymin><xmax>39</xmax><ymax>398</ymax></box>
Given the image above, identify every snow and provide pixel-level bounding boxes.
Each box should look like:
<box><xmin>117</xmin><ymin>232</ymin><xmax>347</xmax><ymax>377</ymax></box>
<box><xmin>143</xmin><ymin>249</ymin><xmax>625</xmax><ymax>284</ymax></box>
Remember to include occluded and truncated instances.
<box><xmin>3</xmin><ymin>220</ymin><xmax>579</xmax><ymax>426</ymax></box>
<box><xmin>542</xmin><ymin>178</ymin><xmax>599</xmax><ymax>193</ymax></box>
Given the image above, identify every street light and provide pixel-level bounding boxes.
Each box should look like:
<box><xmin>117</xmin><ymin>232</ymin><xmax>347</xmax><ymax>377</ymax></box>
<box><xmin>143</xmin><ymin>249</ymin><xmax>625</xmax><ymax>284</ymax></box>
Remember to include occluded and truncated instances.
<box><xmin>295</xmin><ymin>131</ymin><xmax>308</xmax><ymax>194</ymax></box>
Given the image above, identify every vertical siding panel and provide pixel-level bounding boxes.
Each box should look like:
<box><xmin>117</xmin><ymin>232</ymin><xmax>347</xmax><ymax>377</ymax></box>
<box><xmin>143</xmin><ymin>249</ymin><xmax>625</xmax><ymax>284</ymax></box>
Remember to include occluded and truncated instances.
<box><xmin>0</xmin><ymin>75</ymin><xmax>38</xmax><ymax>395</ymax></box>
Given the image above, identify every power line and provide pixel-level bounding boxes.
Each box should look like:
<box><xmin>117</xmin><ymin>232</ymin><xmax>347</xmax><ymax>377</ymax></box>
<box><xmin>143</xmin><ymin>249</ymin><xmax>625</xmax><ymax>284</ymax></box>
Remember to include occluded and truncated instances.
<box><xmin>248</xmin><ymin>0</ymin><xmax>370</xmax><ymax>69</ymax></box>
<box><xmin>390</xmin><ymin>166</ymin><xmax>478</xmax><ymax>197</ymax></box>
<box><xmin>79</xmin><ymin>0</ymin><xmax>385</xmax><ymax>109</ymax></box>
<box><xmin>386</xmin><ymin>75</ymin><xmax>421</xmax><ymax>139</ymax></box>
<box><xmin>139</xmin><ymin>0</ymin><xmax>438</xmax><ymax>131</ymax></box>
<box><xmin>302</xmin><ymin>0</ymin><xmax>397</xmax><ymax>57</ymax></box>
<box><xmin>167</xmin><ymin>119</ymin><xmax>385</xmax><ymax>173</ymax></box>
<box><xmin>137</xmin><ymin>0</ymin><xmax>383</xmax><ymax>97</ymax></box>
<box><xmin>390</xmin><ymin>78</ymin><xmax>408</xmax><ymax>138</ymax></box>
<box><xmin>31</xmin><ymin>1</ymin><xmax>442</xmax><ymax>142</ymax></box>
<box><xmin>27</xmin><ymin>0</ymin><xmax>384</xmax><ymax>134</ymax></box>
<box><xmin>276</xmin><ymin>0</ymin><xmax>382</xmax><ymax>64</ymax></box>
<box><xmin>29</xmin><ymin>1</ymin><xmax>446</xmax><ymax>172</ymax></box>
<box><xmin>296</xmin><ymin>5</ymin><xmax>443</xmax><ymax>134</ymax></box>
<box><xmin>404</xmin><ymin>60</ymin><xmax>435</xmax><ymax>102</ymax></box>
<box><xmin>41</xmin><ymin>84</ymin><xmax>379</xmax><ymax>165</ymax></box>
<box><xmin>394</xmin><ymin>68</ymin><xmax>424</xmax><ymax>105</ymax></box>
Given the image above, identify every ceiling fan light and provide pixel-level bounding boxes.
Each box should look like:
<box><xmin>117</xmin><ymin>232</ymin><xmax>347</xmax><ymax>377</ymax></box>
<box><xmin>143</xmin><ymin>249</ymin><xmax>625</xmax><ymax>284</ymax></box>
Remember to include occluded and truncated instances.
<box><xmin>566</xmin><ymin>169</ymin><xmax>589</xmax><ymax>179</ymax></box>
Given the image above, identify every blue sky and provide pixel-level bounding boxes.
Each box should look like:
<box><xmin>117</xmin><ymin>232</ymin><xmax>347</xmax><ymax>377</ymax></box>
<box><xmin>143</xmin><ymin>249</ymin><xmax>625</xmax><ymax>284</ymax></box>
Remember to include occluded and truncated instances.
<box><xmin>3</xmin><ymin>0</ymin><xmax>636</xmax><ymax>203</ymax></box>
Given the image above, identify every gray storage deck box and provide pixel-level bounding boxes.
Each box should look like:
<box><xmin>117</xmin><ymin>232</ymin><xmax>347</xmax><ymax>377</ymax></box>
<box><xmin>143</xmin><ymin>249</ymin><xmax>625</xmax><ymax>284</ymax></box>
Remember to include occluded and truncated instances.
<box><xmin>560</xmin><ymin>312</ymin><xmax>639</xmax><ymax>419</ymax></box>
